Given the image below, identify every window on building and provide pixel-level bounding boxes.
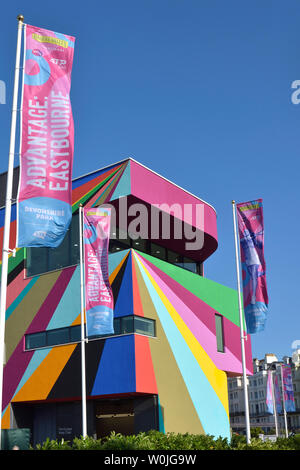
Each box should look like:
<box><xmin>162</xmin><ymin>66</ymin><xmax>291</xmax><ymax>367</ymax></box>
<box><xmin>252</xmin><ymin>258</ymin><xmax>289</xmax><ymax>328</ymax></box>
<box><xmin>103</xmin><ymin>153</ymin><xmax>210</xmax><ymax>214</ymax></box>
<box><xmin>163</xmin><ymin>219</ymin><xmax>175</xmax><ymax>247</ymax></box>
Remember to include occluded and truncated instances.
<box><xmin>167</xmin><ymin>250</ymin><xmax>183</xmax><ymax>267</ymax></box>
<box><xmin>134</xmin><ymin>316</ymin><xmax>156</xmax><ymax>336</ymax></box>
<box><xmin>183</xmin><ymin>256</ymin><xmax>198</xmax><ymax>273</ymax></box>
<box><xmin>150</xmin><ymin>242</ymin><xmax>167</xmax><ymax>261</ymax></box>
<box><xmin>25</xmin><ymin>315</ymin><xmax>156</xmax><ymax>351</ymax></box>
<box><xmin>131</xmin><ymin>238</ymin><xmax>147</xmax><ymax>252</ymax></box>
<box><xmin>26</xmin><ymin>216</ymin><xmax>203</xmax><ymax>278</ymax></box>
<box><xmin>26</xmin><ymin>213</ymin><xmax>80</xmax><ymax>277</ymax></box>
<box><xmin>215</xmin><ymin>314</ymin><xmax>225</xmax><ymax>353</ymax></box>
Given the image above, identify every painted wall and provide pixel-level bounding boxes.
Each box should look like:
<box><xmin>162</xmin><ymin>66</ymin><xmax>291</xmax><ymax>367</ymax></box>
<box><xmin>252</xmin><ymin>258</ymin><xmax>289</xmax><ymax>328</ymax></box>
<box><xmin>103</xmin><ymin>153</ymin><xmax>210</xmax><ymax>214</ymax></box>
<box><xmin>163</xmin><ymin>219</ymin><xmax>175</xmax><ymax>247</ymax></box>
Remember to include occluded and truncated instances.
<box><xmin>130</xmin><ymin>159</ymin><xmax>218</xmax><ymax>243</ymax></box>
<box><xmin>1</xmin><ymin>159</ymin><xmax>252</xmax><ymax>439</ymax></box>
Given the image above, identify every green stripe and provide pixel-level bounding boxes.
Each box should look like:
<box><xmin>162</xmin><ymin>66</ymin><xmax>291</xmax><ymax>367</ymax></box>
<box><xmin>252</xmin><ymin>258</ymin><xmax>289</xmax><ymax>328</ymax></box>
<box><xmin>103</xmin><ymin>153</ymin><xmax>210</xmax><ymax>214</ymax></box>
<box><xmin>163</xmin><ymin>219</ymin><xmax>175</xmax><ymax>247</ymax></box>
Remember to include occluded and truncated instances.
<box><xmin>0</xmin><ymin>248</ymin><xmax>25</xmax><ymax>275</ymax></box>
<box><xmin>135</xmin><ymin>251</ymin><xmax>243</xmax><ymax>328</ymax></box>
<box><xmin>72</xmin><ymin>166</ymin><xmax>123</xmax><ymax>213</ymax></box>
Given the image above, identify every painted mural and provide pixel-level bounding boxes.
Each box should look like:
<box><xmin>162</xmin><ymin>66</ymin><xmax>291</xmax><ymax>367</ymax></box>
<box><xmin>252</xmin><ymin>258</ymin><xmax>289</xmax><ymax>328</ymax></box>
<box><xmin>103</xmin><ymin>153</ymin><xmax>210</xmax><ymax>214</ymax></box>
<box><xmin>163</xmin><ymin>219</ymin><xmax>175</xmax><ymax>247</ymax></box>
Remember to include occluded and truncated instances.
<box><xmin>0</xmin><ymin>159</ymin><xmax>252</xmax><ymax>439</ymax></box>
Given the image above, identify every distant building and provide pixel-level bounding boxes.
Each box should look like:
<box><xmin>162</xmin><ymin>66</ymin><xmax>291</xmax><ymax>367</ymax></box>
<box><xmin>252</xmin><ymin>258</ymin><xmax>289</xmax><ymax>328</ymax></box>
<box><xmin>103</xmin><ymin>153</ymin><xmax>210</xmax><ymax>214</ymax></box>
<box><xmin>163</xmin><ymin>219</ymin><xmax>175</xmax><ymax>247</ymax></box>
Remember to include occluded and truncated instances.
<box><xmin>228</xmin><ymin>351</ymin><xmax>300</xmax><ymax>434</ymax></box>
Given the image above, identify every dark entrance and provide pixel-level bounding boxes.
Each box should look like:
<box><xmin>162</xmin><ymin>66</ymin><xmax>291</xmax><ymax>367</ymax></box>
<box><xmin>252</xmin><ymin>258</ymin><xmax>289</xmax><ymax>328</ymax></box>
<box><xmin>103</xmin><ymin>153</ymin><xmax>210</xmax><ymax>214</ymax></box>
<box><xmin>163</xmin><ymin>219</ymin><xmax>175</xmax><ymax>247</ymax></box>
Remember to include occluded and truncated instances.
<box><xmin>95</xmin><ymin>395</ymin><xmax>159</xmax><ymax>438</ymax></box>
<box><xmin>95</xmin><ymin>398</ymin><xmax>134</xmax><ymax>438</ymax></box>
<box><xmin>12</xmin><ymin>394</ymin><xmax>159</xmax><ymax>446</ymax></box>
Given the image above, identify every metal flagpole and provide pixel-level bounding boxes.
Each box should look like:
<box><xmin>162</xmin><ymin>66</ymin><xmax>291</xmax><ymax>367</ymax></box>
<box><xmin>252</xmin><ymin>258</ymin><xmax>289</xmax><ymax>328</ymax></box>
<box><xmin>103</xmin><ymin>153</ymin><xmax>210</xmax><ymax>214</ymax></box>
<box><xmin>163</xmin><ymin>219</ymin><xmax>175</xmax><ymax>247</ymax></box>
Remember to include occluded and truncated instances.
<box><xmin>271</xmin><ymin>370</ymin><xmax>279</xmax><ymax>437</ymax></box>
<box><xmin>232</xmin><ymin>201</ymin><xmax>251</xmax><ymax>444</ymax></box>
<box><xmin>280</xmin><ymin>365</ymin><xmax>289</xmax><ymax>438</ymax></box>
<box><xmin>79</xmin><ymin>205</ymin><xmax>87</xmax><ymax>438</ymax></box>
<box><xmin>0</xmin><ymin>15</ymin><xmax>24</xmax><ymax>450</ymax></box>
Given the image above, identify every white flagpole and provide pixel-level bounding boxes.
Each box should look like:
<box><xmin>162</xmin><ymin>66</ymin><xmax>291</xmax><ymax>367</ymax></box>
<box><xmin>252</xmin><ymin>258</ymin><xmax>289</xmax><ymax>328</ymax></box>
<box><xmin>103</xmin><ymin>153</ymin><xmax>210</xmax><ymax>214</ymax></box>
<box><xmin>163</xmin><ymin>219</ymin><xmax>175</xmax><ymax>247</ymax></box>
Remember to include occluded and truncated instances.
<box><xmin>232</xmin><ymin>200</ymin><xmax>251</xmax><ymax>444</ymax></box>
<box><xmin>271</xmin><ymin>370</ymin><xmax>279</xmax><ymax>437</ymax></box>
<box><xmin>0</xmin><ymin>15</ymin><xmax>24</xmax><ymax>450</ymax></box>
<box><xmin>280</xmin><ymin>365</ymin><xmax>288</xmax><ymax>438</ymax></box>
<box><xmin>79</xmin><ymin>205</ymin><xmax>87</xmax><ymax>438</ymax></box>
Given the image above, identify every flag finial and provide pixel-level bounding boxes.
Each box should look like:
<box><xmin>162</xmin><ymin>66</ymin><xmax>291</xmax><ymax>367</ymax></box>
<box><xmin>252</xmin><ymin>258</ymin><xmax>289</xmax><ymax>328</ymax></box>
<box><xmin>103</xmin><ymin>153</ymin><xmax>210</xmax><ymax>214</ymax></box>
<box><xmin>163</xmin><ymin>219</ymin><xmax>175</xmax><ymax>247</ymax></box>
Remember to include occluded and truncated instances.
<box><xmin>17</xmin><ymin>14</ymin><xmax>24</xmax><ymax>22</ymax></box>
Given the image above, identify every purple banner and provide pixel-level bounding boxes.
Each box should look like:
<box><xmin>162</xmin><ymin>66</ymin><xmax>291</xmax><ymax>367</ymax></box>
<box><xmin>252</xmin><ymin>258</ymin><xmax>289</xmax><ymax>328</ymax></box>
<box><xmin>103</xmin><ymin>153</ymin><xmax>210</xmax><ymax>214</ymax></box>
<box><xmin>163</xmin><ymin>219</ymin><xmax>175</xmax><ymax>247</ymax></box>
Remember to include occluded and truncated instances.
<box><xmin>236</xmin><ymin>199</ymin><xmax>268</xmax><ymax>333</ymax></box>
<box><xmin>282</xmin><ymin>365</ymin><xmax>296</xmax><ymax>412</ymax></box>
<box><xmin>274</xmin><ymin>374</ymin><xmax>282</xmax><ymax>414</ymax></box>
<box><xmin>266</xmin><ymin>371</ymin><xmax>282</xmax><ymax>414</ymax></box>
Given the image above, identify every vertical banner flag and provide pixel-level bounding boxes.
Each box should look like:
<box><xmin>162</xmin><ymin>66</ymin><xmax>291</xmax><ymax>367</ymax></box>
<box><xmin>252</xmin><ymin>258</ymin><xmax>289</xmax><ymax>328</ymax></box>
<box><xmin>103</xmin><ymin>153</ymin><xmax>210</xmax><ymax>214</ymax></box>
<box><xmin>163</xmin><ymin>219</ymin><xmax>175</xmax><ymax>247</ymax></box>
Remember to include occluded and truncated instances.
<box><xmin>282</xmin><ymin>365</ymin><xmax>296</xmax><ymax>412</ymax></box>
<box><xmin>266</xmin><ymin>371</ymin><xmax>273</xmax><ymax>414</ymax></box>
<box><xmin>236</xmin><ymin>199</ymin><xmax>268</xmax><ymax>334</ymax></box>
<box><xmin>274</xmin><ymin>374</ymin><xmax>282</xmax><ymax>414</ymax></box>
<box><xmin>83</xmin><ymin>207</ymin><xmax>114</xmax><ymax>337</ymax></box>
<box><xmin>17</xmin><ymin>24</ymin><xmax>75</xmax><ymax>247</ymax></box>
<box><xmin>266</xmin><ymin>371</ymin><xmax>282</xmax><ymax>414</ymax></box>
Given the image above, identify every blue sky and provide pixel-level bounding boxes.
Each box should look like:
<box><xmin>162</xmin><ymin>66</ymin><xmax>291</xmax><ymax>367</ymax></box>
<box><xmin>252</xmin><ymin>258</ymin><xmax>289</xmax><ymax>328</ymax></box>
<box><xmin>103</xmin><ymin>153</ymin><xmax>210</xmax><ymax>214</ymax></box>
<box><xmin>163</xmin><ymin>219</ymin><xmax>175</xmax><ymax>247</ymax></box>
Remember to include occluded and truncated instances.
<box><xmin>0</xmin><ymin>1</ymin><xmax>299</xmax><ymax>362</ymax></box>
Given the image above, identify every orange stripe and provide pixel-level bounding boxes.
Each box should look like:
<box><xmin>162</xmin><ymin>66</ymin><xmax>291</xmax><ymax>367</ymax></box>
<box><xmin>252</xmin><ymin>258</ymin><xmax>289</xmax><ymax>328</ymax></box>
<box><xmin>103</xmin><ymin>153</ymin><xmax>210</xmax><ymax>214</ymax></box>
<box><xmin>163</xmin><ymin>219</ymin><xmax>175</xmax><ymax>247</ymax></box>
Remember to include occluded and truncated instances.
<box><xmin>12</xmin><ymin>344</ymin><xmax>77</xmax><ymax>403</ymax></box>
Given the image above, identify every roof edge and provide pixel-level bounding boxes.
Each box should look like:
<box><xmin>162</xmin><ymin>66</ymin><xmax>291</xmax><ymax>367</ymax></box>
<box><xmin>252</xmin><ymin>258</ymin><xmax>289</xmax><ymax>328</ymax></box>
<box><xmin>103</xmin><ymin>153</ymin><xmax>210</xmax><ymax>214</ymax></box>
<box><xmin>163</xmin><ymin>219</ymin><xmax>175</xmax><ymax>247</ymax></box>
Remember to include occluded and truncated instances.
<box><xmin>74</xmin><ymin>157</ymin><xmax>217</xmax><ymax>214</ymax></box>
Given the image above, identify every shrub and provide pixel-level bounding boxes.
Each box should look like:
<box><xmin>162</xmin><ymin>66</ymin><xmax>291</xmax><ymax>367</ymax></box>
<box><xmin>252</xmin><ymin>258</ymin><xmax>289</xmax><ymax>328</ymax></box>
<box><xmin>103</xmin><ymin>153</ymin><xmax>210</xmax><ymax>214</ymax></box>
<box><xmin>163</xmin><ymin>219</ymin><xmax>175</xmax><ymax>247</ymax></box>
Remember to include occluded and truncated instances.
<box><xmin>33</xmin><ymin>431</ymin><xmax>300</xmax><ymax>450</ymax></box>
<box><xmin>251</xmin><ymin>427</ymin><xmax>264</xmax><ymax>438</ymax></box>
<box><xmin>35</xmin><ymin>437</ymin><xmax>72</xmax><ymax>450</ymax></box>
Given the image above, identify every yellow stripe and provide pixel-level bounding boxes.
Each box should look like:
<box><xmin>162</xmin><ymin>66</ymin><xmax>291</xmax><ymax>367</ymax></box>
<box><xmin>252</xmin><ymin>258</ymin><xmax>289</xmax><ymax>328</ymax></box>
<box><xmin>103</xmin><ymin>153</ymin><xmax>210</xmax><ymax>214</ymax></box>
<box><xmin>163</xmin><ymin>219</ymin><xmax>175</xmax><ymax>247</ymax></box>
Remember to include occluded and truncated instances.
<box><xmin>134</xmin><ymin>252</ymin><xmax>229</xmax><ymax>416</ymax></box>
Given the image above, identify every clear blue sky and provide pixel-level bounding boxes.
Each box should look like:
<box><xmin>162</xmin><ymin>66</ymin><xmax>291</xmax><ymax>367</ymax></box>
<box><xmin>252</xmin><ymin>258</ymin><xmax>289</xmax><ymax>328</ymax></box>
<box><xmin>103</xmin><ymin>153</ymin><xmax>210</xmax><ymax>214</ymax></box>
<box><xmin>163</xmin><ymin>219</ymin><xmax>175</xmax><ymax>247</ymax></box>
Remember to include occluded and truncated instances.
<box><xmin>0</xmin><ymin>1</ymin><xmax>299</xmax><ymax>362</ymax></box>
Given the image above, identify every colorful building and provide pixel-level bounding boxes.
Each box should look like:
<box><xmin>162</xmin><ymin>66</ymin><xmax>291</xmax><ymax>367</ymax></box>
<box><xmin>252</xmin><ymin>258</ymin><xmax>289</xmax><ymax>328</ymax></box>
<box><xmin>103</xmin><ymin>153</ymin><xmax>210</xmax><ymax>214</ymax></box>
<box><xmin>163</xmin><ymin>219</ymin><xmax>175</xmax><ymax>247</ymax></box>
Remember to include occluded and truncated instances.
<box><xmin>0</xmin><ymin>158</ymin><xmax>252</xmax><ymax>445</ymax></box>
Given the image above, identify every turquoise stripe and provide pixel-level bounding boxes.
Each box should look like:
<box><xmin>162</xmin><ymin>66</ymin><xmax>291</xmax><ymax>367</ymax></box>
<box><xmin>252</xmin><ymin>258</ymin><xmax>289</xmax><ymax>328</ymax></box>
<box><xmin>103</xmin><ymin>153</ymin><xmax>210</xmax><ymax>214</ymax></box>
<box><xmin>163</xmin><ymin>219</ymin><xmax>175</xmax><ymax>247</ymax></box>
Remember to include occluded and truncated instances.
<box><xmin>10</xmin><ymin>349</ymin><xmax>51</xmax><ymax>401</ymax></box>
<box><xmin>110</xmin><ymin>161</ymin><xmax>131</xmax><ymax>200</ymax></box>
<box><xmin>6</xmin><ymin>277</ymin><xmax>39</xmax><ymax>320</ymax></box>
<box><xmin>109</xmin><ymin>249</ymin><xmax>130</xmax><ymax>274</ymax></box>
<box><xmin>46</xmin><ymin>267</ymin><xmax>80</xmax><ymax>330</ymax></box>
<box><xmin>135</xmin><ymin>255</ymin><xmax>230</xmax><ymax>439</ymax></box>
<box><xmin>158</xmin><ymin>396</ymin><xmax>165</xmax><ymax>433</ymax></box>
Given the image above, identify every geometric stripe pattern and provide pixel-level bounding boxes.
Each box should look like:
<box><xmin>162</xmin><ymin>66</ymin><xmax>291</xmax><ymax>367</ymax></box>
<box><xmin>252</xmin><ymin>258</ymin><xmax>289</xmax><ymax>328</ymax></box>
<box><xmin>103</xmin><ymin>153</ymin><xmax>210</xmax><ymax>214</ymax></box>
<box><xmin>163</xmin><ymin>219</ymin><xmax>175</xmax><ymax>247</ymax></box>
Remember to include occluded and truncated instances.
<box><xmin>1</xmin><ymin>159</ymin><xmax>252</xmax><ymax>439</ymax></box>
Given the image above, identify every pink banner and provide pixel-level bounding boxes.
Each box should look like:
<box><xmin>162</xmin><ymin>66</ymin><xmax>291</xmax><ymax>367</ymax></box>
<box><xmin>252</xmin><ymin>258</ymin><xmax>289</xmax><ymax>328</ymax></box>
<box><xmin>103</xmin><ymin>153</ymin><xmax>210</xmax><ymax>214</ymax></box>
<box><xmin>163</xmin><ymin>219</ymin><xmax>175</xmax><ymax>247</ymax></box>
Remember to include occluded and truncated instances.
<box><xmin>17</xmin><ymin>24</ymin><xmax>75</xmax><ymax>247</ymax></box>
<box><xmin>83</xmin><ymin>207</ymin><xmax>114</xmax><ymax>337</ymax></box>
<box><xmin>282</xmin><ymin>365</ymin><xmax>296</xmax><ymax>412</ymax></box>
<box><xmin>236</xmin><ymin>199</ymin><xmax>268</xmax><ymax>333</ymax></box>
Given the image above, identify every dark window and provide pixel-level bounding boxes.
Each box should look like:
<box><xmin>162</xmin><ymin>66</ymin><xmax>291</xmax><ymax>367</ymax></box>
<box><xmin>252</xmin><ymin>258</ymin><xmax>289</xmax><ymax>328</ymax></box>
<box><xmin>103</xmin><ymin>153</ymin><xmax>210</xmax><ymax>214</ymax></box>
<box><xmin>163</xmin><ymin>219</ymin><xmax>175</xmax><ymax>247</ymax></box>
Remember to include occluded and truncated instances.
<box><xmin>109</xmin><ymin>239</ymin><xmax>128</xmax><ymax>253</ymax></box>
<box><xmin>70</xmin><ymin>325</ymin><xmax>81</xmax><ymax>342</ymax></box>
<box><xmin>215</xmin><ymin>314</ymin><xmax>225</xmax><ymax>353</ymax></box>
<box><xmin>120</xmin><ymin>316</ymin><xmax>134</xmax><ymax>334</ymax></box>
<box><xmin>113</xmin><ymin>317</ymin><xmax>121</xmax><ymax>335</ymax></box>
<box><xmin>131</xmin><ymin>238</ymin><xmax>148</xmax><ymax>252</ymax></box>
<box><xmin>26</xmin><ymin>213</ymin><xmax>80</xmax><ymax>277</ymax></box>
<box><xmin>47</xmin><ymin>328</ymin><xmax>69</xmax><ymax>346</ymax></box>
<box><xmin>25</xmin><ymin>331</ymin><xmax>46</xmax><ymax>350</ymax></box>
<box><xmin>150</xmin><ymin>242</ymin><xmax>166</xmax><ymax>261</ymax></box>
<box><xmin>134</xmin><ymin>316</ymin><xmax>155</xmax><ymax>336</ymax></box>
<box><xmin>26</xmin><ymin>217</ymin><xmax>202</xmax><ymax>277</ymax></box>
<box><xmin>25</xmin><ymin>315</ymin><xmax>156</xmax><ymax>350</ymax></box>
<box><xmin>167</xmin><ymin>250</ymin><xmax>183</xmax><ymax>267</ymax></box>
<box><xmin>25</xmin><ymin>325</ymin><xmax>81</xmax><ymax>350</ymax></box>
<box><xmin>183</xmin><ymin>256</ymin><xmax>197</xmax><ymax>273</ymax></box>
